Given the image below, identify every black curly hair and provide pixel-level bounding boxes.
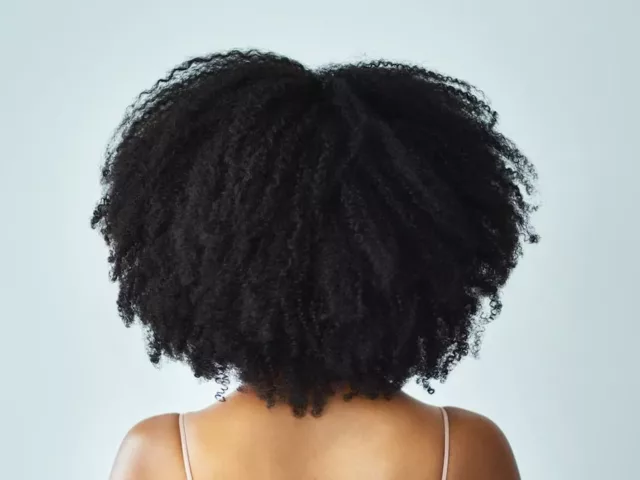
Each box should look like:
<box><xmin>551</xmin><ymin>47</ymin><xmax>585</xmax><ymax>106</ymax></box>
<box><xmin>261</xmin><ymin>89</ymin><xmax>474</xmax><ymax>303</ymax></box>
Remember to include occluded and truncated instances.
<box><xmin>91</xmin><ymin>49</ymin><xmax>538</xmax><ymax>417</ymax></box>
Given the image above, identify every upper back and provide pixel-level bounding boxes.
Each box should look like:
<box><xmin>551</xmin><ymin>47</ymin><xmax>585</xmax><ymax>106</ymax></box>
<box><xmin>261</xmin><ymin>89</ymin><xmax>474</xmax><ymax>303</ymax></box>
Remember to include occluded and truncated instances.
<box><xmin>110</xmin><ymin>391</ymin><xmax>519</xmax><ymax>480</ymax></box>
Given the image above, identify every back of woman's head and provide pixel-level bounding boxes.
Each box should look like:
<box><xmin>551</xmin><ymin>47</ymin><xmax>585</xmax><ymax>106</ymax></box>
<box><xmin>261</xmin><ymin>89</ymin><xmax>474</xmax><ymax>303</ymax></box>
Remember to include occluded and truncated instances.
<box><xmin>91</xmin><ymin>49</ymin><xmax>538</xmax><ymax>417</ymax></box>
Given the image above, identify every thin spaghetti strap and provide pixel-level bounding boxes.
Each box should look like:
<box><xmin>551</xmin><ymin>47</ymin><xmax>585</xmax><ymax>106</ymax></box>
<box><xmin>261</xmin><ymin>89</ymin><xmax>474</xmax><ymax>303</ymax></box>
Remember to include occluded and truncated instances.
<box><xmin>440</xmin><ymin>407</ymin><xmax>450</xmax><ymax>480</ymax></box>
<box><xmin>178</xmin><ymin>413</ymin><xmax>194</xmax><ymax>480</ymax></box>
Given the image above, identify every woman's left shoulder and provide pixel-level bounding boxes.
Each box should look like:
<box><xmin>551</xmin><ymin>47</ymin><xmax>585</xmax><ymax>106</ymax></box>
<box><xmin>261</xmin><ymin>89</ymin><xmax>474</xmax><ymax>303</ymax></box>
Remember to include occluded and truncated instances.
<box><xmin>108</xmin><ymin>413</ymin><xmax>185</xmax><ymax>480</ymax></box>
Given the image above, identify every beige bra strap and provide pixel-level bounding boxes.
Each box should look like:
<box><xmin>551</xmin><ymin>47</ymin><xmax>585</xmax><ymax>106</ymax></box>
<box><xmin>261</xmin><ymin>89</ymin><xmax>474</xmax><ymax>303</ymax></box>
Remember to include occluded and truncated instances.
<box><xmin>440</xmin><ymin>407</ymin><xmax>450</xmax><ymax>480</ymax></box>
<box><xmin>178</xmin><ymin>413</ymin><xmax>194</xmax><ymax>480</ymax></box>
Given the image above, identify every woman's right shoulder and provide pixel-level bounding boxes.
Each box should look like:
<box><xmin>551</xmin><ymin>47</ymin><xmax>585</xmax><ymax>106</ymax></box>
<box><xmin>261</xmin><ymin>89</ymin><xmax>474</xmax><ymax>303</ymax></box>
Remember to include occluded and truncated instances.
<box><xmin>443</xmin><ymin>407</ymin><xmax>521</xmax><ymax>480</ymax></box>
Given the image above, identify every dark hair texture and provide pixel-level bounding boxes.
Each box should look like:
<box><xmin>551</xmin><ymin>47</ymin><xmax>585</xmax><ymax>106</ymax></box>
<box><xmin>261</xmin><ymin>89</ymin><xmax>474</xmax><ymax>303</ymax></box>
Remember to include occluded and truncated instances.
<box><xmin>91</xmin><ymin>49</ymin><xmax>538</xmax><ymax>418</ymax></box>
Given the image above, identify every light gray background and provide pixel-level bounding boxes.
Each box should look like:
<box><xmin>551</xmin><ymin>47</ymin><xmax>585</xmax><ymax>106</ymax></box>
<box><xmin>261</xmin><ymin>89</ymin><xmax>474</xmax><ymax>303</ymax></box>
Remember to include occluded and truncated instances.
<box><xmin>1</xmin><ymin>1</ymin><xmax>638</xmax><ymax>478</ymax></box>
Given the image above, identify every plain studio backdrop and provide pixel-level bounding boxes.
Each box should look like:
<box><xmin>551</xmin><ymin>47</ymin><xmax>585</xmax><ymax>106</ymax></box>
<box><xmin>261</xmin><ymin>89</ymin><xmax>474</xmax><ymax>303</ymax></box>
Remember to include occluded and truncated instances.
<box><xmin>1</xmin><ymin>1</ymin><xmax>638</xmax><ymax>478</ymax></box>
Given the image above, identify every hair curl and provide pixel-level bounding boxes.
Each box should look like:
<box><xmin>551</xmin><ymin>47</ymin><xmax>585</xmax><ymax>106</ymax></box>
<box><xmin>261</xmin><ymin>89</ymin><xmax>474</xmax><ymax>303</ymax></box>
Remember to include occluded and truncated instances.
<box><xmin>91</xmin><ymin>49</ymin><xmax>539</xmax><ymax>417</ymax></box>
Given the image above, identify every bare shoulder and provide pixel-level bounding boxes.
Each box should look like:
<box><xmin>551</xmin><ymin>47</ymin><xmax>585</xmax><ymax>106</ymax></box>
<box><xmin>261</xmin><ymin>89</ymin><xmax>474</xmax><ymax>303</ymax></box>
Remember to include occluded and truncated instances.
<box><xmin>445</xmin><ymin>407</ymin><xmax>520</xmax><ymax>480</ymax></box>
<box><xmin>109</xmin><ymin>413</ymin><xmax>185</xmax><ymax>480</ymax></box>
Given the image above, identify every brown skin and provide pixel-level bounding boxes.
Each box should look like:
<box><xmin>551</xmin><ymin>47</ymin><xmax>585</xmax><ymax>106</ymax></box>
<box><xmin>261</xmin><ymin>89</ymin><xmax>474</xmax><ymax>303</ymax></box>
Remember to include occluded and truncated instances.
<box><xmin>110</xmin><ymin>386</ymin><xmax>520</xmax><ymax>480</ymax></box>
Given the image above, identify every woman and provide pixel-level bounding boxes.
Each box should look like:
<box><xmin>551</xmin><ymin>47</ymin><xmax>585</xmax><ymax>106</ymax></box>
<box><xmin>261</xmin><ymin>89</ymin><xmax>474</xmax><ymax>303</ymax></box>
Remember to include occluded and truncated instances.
<box><xmin>93</xmin><ymin>49</ymin><xmax>538</xmax><ymax>480</ymax></box>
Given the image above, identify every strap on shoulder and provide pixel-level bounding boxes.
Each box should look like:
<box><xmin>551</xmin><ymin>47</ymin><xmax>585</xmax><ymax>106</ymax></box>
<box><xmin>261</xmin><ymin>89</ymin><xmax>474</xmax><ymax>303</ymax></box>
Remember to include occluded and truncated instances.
<box><xmin>440</xmin><ymin>407</ymin><xmax>450</xmax><ymax>480</ymax></box>
<box><xmin>178</xmin><ymin>413</ymin><xmax>194</xmax><ymax>480</ymax></box>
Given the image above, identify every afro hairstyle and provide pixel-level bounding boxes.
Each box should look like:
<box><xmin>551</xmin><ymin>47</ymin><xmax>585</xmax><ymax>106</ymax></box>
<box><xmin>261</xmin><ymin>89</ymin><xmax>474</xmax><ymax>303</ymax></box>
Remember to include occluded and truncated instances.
<box><xmin>91</xmin><ymin>49</ymin><xmax>539</xmax><ymax>417</ymax></box>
